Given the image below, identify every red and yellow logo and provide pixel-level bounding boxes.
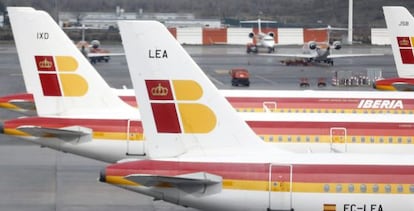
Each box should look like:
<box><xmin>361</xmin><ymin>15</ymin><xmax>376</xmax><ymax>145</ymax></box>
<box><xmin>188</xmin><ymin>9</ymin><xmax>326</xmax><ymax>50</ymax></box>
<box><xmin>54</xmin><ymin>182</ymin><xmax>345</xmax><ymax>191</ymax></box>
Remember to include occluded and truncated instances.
<box><xmin>396</xmin><ymin>37</ymin><xmax>414</xmax><ymax>64</ymax></box>
<box><xmin>35</xmin><ymin>56</ymin><xmax>88</xmax><ymax>96</ymax></box>
<box><xmin>145</xmin><ymin>80</ymin><xmax>216</xmax><ymax>134</ymax></box>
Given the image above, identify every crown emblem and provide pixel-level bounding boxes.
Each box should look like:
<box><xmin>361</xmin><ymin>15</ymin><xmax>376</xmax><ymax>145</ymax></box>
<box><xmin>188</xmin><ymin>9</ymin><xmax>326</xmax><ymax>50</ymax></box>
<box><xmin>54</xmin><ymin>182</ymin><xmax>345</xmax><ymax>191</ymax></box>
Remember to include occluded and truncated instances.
<box><xmin>151</xmin><ymin>83</ymin><xmax>168</xmax><ymax>96</ymax></box>
<box><xmin>39</xmin><ymin>58</ymin><xmax>53</xmax><ymax>69</ymax></box>
<box><xmin>399</xmin><ymin>38</ymin><xmax>410</xmax><ymax>46</ymax></box>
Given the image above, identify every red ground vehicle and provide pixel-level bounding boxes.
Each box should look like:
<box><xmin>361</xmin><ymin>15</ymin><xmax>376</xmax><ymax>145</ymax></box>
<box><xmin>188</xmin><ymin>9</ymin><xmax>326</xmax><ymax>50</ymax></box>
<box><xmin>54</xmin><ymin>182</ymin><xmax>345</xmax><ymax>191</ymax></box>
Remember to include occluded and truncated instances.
<box><xmin>230</xmin><ymin>68</ymin><xmax>250</xmax><ymax>86</ymax></box>
<box><xmin>246</xmin><ymin>43</ymin><xmax>258</xmax><ymax>54</ymax></box>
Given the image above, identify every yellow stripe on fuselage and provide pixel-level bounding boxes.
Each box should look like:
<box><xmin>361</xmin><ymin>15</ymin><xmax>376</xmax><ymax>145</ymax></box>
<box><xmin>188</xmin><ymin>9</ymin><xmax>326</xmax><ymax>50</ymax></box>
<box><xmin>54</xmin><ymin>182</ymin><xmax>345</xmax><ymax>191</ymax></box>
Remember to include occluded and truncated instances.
<box><xmin>4</xmin><ymin>128</ymin><xmax>144</xmax><ymax>141</ymax></box>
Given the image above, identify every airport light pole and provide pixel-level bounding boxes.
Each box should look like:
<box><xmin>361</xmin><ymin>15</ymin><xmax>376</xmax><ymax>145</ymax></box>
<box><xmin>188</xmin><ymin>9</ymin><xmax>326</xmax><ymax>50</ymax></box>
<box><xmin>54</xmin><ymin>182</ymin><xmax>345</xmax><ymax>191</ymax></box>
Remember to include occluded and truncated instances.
<box><xmin>348</xmin><ymin>0</ymin><xmax>353</xmax><ymax>44</ymax></box>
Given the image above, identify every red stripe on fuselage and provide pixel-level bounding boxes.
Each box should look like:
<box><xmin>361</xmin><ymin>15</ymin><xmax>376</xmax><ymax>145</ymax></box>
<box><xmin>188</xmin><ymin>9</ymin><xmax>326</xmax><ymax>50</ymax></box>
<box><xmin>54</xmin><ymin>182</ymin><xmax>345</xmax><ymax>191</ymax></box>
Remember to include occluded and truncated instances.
<box><xmin>0</xmin><ymin>93</ymin><xmax>34</xmax><ymax>103</ymax></box>
<box><xmin>247</xmin><ymin>121</ymin><xmax>414</xmax><ymax>136</ymax></box>
<box><xmin>106</xmin><ymin>160</ymin><xmax>414</xmax><ymax>183</ymax></box>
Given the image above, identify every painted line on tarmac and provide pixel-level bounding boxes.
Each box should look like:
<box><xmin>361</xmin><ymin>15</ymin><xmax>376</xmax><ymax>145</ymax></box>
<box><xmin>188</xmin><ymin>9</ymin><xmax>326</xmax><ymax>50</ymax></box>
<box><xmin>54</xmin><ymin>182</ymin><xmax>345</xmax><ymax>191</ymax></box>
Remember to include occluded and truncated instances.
<box><xmin>254</xmin><ymin>75</ymin><xmax>277</xmax><ymax>85</ymax></box>
<box><xmin>215</xmin><ymin>69</ymin><xmax>229</xmax><ymax>74</ymax></box>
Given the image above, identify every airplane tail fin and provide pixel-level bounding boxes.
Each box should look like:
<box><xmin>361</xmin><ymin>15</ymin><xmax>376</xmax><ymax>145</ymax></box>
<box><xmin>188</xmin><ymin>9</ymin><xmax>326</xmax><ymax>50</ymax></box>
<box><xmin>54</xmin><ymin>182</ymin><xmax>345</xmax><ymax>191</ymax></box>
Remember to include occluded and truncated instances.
<box><xmin>119</xmin><ymin>21</ymin><xmax>266</xmax><ymax>158</ymax></box>
<box><xmin>7</xmin><ymin>7</ymin><xmax>136</xmax><ymax>117</ymax></box>
<box><xmin>383</xmin><ymin>6</ymin><xmax>414</xmax><ymax>78</ymax></box>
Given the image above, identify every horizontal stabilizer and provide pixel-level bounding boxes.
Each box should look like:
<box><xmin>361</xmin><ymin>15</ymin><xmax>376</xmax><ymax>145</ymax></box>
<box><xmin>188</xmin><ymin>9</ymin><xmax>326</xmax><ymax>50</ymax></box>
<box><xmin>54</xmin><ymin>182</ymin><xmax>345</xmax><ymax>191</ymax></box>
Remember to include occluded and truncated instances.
<box><xmin>17</xmin><ymin>125</ymin><xmax>92</xmax><ymax>142</ymax></box>
<box><xmin>125</xmin><ymin>172</ymin><xmax>222</xmax><ymax>195</ymax></box>
<box><xmin>9</xmin><ymin>100</ymin><xmax>36</xmax><ymax>111</ymax></box>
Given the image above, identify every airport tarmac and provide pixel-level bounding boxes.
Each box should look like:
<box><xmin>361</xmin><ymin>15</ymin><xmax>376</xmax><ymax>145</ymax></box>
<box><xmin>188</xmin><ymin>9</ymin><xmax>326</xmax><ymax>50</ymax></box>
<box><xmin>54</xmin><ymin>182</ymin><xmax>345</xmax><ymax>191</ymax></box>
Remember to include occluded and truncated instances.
<box><xmin>0</xmin><ymin>43</ymin><xmax>396</xmax><ymax>210</ymax></box>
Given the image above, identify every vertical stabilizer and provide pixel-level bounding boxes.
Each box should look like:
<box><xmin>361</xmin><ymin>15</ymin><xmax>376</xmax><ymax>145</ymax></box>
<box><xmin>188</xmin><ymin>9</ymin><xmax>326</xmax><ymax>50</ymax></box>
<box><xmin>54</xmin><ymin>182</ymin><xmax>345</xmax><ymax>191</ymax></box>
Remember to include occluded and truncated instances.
<box><xmin>383</xmin><ymin>6</ymin><xmax>414</xmax><ymax>78</ymax></box>
<box><xmin>119</xmin><ymin>21</ymin><xmax>265</xmax><ymax>158</ymax></box>
<box><xmin>8</xmin><ymin>7</ymin><xmax>137</xmax><ymax>118</ymax></box>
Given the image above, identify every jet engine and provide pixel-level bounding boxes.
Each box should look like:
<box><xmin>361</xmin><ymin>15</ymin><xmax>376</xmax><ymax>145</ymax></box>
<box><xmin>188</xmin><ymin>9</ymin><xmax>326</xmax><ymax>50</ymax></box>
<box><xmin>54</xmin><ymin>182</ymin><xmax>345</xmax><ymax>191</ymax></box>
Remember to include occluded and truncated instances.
<box><xmin>248</xmin><ymin>32</ymin><xmax>255</xmax><ymax>38</ymax></box>
<box><xmin>308</xmin><ymin>41</ymin><xmax>317</xmax><ymax>50</ymax></box>
<box><xmin>91</xmin><ymin>40</ymin><xmax>101</xmax><ymax>49</ymax></box>
<box><xmin>333</xmin><ymin>41</ymin><xmax>342</xmax><ymax>50</ymax></box>
<box><xmin>267</xmin><ymin>32</ymin><xmax>274</xmax><ymax>37</ymax></box>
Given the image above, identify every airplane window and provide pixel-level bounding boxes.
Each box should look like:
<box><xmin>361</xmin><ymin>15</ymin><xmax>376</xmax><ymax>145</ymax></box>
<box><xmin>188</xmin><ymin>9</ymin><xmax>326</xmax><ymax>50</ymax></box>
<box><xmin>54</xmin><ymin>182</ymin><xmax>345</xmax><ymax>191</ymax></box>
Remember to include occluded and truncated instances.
<box><xmin>287</xmin><ymin>136</ymin><xmax>292</xmax><ymax>142</ymax></box>
<box><xmin>324</xmin><ymin>184</ymin><xmax>330</xmax><ymax>192</ymax></box>
<box><xmin>296</xmin><ymin>136</ymin><xmax>301</xmax><ymax>142</ymax></box>
<box><xmin>260</xmin><ymin>136</ymin><xmax>264</xmax><ymax>140</ymax></box>
<box><xmin>341</xmin><ymin>109</ymin><xmax>344</xmax><ymax>113</ymax></box>
<box><xmin>317</xmin><ymin>109</ymin><xmax>321</xmax><ymax>113</ymax></box>
<box><xmin>397</xmin><ymin>185</ymin><xmax>403</xmax><ymax>193</ymax></box>
<box><xmin>278</xmin><ymin>136</ymin><xmax>283</xmax><ymax>142</ymax></box>
<box><xmin>315</xmin><ymin>136</ymin><xmax>320</xmax><ymax>142</ymax></box>
<box><xmin>306</xmin><ymin>136</ymin><xmax>310</xmax><ymax>142</ymax></box>
<box><xmin>352</xmin><ymin>137</ymin><xmax>356</xmax><ymax>143</ymax></box>
<box><xmin>385</xmin><ymin>184</ymin><xmax>391</xmax><ymax>193</ymax></box>
<box><xmin>398</xmin><ymin>137</ymin><xmax>402</xmax><ymax>143</ymax></box>
<box><xmin>310</xmin><ymin>109</ymin><xmax>314</xmax><ymax>113</ymax></box>
<box><xmin>352</xmin><ymin>110</ymin><xmax>356</xmax><ymax>114</ymax></box>
<box><xmin>373</xmin><ymin>184</ymin><xmax>379</xmax><ymax>193</ymax></box>
<box><xmin>361</xmin><ymin>137</ymin><xmax>365</xmax><ymax>143</ymax></box>
<box><xmin>336</xmin><ymin>184</ymin><xmax>342</xmax><ymax>192</ymax></box>
<box><xmin>332</xmin><ymin>110</ymin><xmax>336</xmax><ymax>113</ymax></box>
<box><xmin>360</xmin><ymin>184</ymin><xmax>367</xmax><ymax>193</ymax></box>
<box><xmin>269</xmin><ymin>136</ymin><xmax>274</xmax><ymax>142</ymax></box>
<box><xmin>379</xmin><ymin>137</ymin><xmax>384</xmax><ymax>143</ymax></box>
<box><xmin>348</xmin><ymin>184</ymin><xmax>354</xmax><ymax>192</ymax></box>
<box><xmin>388</xmin><ymin>137</ymin><xmax>393</xmax><ymax>143</ymax></box>
<box><xmin>288</xmin><ymin>109</ymin><xmax>291</xmax><ymax>113</ymax></box>
<box><xmin>408</xmin><ymin>138</ymin><xmax>412</xmax><ymax>144</ymax></box>
<box><xmin>410</xmin><ymin>185</ymin><xmax>414</xmax><ymax>193</ymax></box>
<box><xmin>370</xmin><ymin>137</ymin><xmax>375</xmax><ymax>143</ymax></box>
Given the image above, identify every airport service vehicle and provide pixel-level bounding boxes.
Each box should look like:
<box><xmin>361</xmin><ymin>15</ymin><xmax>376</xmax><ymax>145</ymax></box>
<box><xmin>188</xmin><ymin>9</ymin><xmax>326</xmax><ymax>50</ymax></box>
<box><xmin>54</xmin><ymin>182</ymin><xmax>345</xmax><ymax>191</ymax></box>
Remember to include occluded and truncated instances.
<box><xmin>230</xmin><ymin>68</ymin><xmax>250</xmax><ymax>86</ymax></box>
<box><xmin>374</xmin><ymin>7</ymin><xmax>414</xmax><ymax>91</ymax></box>
<box><xmin>100</xmin><ymin>20</ymin><xmax>414</xmax><ymax>211</ymax></box>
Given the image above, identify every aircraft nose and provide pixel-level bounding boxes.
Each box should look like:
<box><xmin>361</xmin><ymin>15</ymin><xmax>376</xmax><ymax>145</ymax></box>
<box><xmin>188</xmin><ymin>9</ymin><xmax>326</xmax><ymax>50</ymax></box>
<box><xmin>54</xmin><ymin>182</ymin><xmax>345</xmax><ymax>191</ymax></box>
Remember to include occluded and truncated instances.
<box><xmin>99</xmin><ymin>168</ymin><xmax>106</xmax><ymax>183</ymax></box>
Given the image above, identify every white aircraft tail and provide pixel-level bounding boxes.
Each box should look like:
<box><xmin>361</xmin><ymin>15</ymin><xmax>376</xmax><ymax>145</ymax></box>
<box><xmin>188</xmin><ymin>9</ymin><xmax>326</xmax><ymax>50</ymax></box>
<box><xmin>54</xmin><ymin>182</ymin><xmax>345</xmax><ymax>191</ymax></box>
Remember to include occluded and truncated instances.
<box><xmin>383</xmin><ymin>6</ymin><xmax>414</xmax><ymax>78</ymax></box>
<box><xmin>8</xmin><ymin>7</ymin><xmax>136</xmax><ymax>117</ymax></box>
<box><xmin>119</xmin><ymin>21</ymin><xmax>266</xmax><ymax>158</ymax></box>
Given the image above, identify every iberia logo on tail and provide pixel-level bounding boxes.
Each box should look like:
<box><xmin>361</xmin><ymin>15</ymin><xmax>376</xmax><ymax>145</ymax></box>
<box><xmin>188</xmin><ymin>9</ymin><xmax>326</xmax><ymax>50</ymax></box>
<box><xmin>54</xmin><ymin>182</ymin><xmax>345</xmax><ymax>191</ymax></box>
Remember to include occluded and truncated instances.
<box><xmin>35</xmin><ymin>56</ymin><xmax>88</xmax><ymax>96</ymax></box>
<box><xmin>397</xmin><ymin>37</ymin><xmax>414</xmax><ymax>64</ymax></box>
<box><xmin>145</xmin><ymin>80</ymin><xmax>217</xmax><ymax>134</ymax></box>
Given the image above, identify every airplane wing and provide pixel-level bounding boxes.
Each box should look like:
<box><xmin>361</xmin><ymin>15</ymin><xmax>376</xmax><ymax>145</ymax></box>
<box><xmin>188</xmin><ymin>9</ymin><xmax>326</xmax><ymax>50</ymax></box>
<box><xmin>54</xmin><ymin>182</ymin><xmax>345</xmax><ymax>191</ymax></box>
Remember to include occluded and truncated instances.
<box><xmin>88</xmin><ymin>52</ymin><xmax>125</xmax><ymax>57</ymax></box>
<box><xmin>260</xmin><ymin>53</ymin><xmax>315</xmax><ymax>58</ymax></box>
<box><xmin>17</xmin><ymin>125</ymin><xmax>92</xmax><ymax>142</ymax></box>
<box><xmin>125</xmin><ymin>172</ymin><xmax>222</xmax><ymax>194</ymax></box>
<box><xmin>327</xmin><ymin>53</ymin><xmax>384</xmax><ymax>58</ymax></box>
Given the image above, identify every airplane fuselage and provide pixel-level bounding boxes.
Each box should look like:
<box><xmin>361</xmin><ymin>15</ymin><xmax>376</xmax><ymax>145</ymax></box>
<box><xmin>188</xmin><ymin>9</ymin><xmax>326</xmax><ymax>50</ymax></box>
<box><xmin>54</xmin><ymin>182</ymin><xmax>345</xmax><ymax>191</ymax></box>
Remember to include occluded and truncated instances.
<box><xmin>101</xmin><ymin>159</ymin><xmax>414</xmax><ymax>211</ymax></box>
